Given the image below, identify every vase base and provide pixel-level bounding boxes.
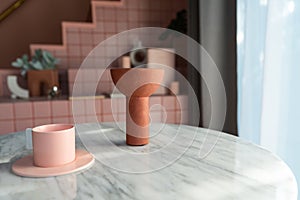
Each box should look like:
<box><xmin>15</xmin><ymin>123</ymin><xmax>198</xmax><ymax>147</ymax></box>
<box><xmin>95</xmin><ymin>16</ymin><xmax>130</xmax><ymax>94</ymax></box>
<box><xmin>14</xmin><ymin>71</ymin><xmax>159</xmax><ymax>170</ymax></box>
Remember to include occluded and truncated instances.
<box><xmin>126</xmin><ymin>134</ymin><xmax>149</xmax><ymax>146</ymax></box>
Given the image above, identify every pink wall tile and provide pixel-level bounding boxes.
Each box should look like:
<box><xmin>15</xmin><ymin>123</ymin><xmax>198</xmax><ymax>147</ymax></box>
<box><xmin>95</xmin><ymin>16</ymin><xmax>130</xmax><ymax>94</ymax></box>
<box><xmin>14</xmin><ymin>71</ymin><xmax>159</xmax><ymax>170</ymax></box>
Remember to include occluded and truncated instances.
<box><xmin>73</xmin><ymin>116</ymin><xmax>86</xmax><ymax>124</ymax></box>
<box><xmin>2</xmin><ymin>83</ymin><xmax>11</xmax><ymax>97</ymax></box>
<box><xmin>117</xmin><ymin>113</ymin><xmax>126</xmax><ymax>122</ymax></box>
<box><xmin>150</xmin><ymin>111</ymin><xmax>161</xmax><ymax>123</ymax></box>
<box><xmin>52</xmin><ymin>100</ymin><xmax>69</xmax><ymax>117</ymax></box>
<box><xmin>85</xmin><ymin>99</ymin><xmax>96</xmax><ymax>115</ymax></box>
<box><xmin>105</xmin><ymin>45</ymin><xmax>118</xmax><ymax>56</ymax></box>
<box><xmin>82</xmin><ymin>58</ymin><xmax>96</xmax><ymax>67</ymax></box>
<box><xmin>34</xmin><ymin>118</ymin><xmax>52</xmax><ymax>126</ymax></box>
<box><xmin>0</xmin><ymin>120</ymin><xmax>15</xmax><ymax>135</ymax></box>
<box><xmin>100</xmin><ymin>69</ymin><xmax>111</xmax><ymax>81</ymax></box>
<box><xmin>33</xmin><ymin>101</ymin><xmax>51</xmax><ymax>118</ymax></box>
<box><xmin>67</xmin><ymin>32</ymin><xmax>80</xmax><ymax>45</ymax></box>
<box><xmin>104</xmin><ymin>22</ymin><xmax>116</xmax><ymax>33</ymax></box>
<box><xmin>81</xmin><ymin>45</ymin><xmax>94</xmax><ymax>57</ymax></box>
<box><xmin>176</xmin><ymin>110</ymin><xmax>189</xmax><ymax>124</ymax></box>
<box><xmin>15</xmin><ymin>119</ymin><xmax>33</xmax><ymax>131</ymax></box>
<box><xmin>68</xmin><ymin>45</ymin><xmax>81</xmax><ymax>57</ymax></box>
<box><xmin>81</xmin><ymin>28</ymin><xmax>93</xmax><ymax>34</ymax></box>
<box><xmin>95</xmin><ymin>8</ymin><xmax>105</xmax><ymax>21</ymax></box>
<box><xmin>70</xmin><ymin>82</ymin><xmax>83</xmax><ymax>96</ymax></box>
<box><xmin>14</xmin><ymin>102</ymin><xmax>33</xmax><ymax>119</ymax></box>
<box><xmin>95</xmin><ymin>22</ymin><xmax>104</xmax><ymax>33</ymax></box>
<box><xmin>127</xmin><ymin>0</ymin><xmax>139</xmax><ymax>9</ymax></box>
<box><xmin>95</xmin><ymin>99</ymin><xmax>102</xmax><ymax>114</ymax></box>
<box><xmin>149</xmin><ymin>96</ymin><xmax>161</xmax><ymax>111</ymax></box>
<box><xmin>82</xmin><ymin>69</ymin><xmax>98</xmax><ymax>82</ymax></box>
<box><xmin>0</xmin><ymin>103</ymin><xmax>14</xmax><ymax>120</ymax></box>
<box><xmin>80</xmin><ymin>32</ymin><xmax>94</xmax><ymax>45</ymax></box>
<box><xmin>102</xmin><ymin>98</ymin><xmax>113</xmax><ymax>114</ymax></box>
<box><xmin>0</xmin><ymin>75</ymin><xmax>3</xmax><ymax>96</ymax></box>
<box><xmin>128</xmin><ymin>10</ymin><xmax>138</xmax><ymax>22</ymax></box>
<box><xmin>116</xmin><ymin>9</ymin><xmax>128</xmax><ymax>22</ymax></box>
<box><xmin>150</xmin><ymin>1</ymin><xmax>161</xmax><ymax>10</ymax></box>
<box><xmin>57</xmin><ymin>57</ymin><xmax>69</xmax><ymax>68</ymax></box>
<box><xmin>102</xmin><ymin>114</ymin><xmax>115</xmax><ymax>122</ymax></box>
<box><xmin>82</xmin><ymin>82</ymin><xmax>97</xmax><ymax>96</ymax></box>
<box><xmin>69</xmin><ymin>82</ymin><xmax>74</xmax><ymax>96</ymax></box>
<box><xmin>97</xmin><ymin>114</ymin><xmax>102</xmax><ymax>122</ymax></box>
<box><xmin>150</xmin><ymin>11</ymin><xmax>162</xmax><ymax>22</ymax></box>
<box><xmin>117</xmin><ymin>22</ymin><xmax>128</xmax><ymax>32</ymax></box>
<box><xmin>103</xmin><ymin>8</ymin><xmax>116</xmax><ymax>21</ymax></box>
<box><xmin>176</xmin><ymin>95</ymin><xmax>188</xmax><ymax>110</ymax></box>
<box><xmin>97</xmin><ymin>82</ymin><xmax>110</xmax><ymax>94</ymax></box>
<box><xmin>128</xmin><ymin>22</ymin><xmax>139</xmax><ymax>29</ymax></box>
<box><xmin>139</xmin><ymin>12</ymin><xmax>150</xmax><ymax>23</ymax></box>
<box><xmin>71</xmin><ymin>99</ymin><xmax>85</xmax><ymax>116</ymax></box>
<box><xmin>68</xmin><ymin>58</ymin><xmax>83</xmax><ymax>68</ymax></box>
<box><xmin>160</xmin><ymin>0</ymin><xmax>173</xmax><ymax>11</ymax></box>
<box><xmin>66</xmin><ymin>26</ymin><xmax>79</xmax><ymax>33</ymax></box>
<box><xmin>95</xmin><ymin>69</ymin><xmax>105</xmax><ymax>81</ymax></box>
<box><xmin>117</xmin><ymin>97</ymin><xmax>126</xmax><ymax>113</ymax></box>
<box><xmin>164</xmin><ymin>110</ymin><xmax>176</xmax><ymax>124</ymax></box>
<box><xmin>138</xmin><ymin>0</ymin><xmax>150</xmax><ymax>10</ymax></box>
<box><xmin>182</xmin><ymin>110</ymin><xmax>189</xmax><ymax>124</ymax></box>
<box><xmin>93</xmin><ymin>33</ymin><xmax>105</xmax><ymax>44</ymax></box>
<box><xmin>73</xmin><ymin>70</ymin><xmax>84</xmax><ymax>82</ymax></box>
<box><xmin>173</xmin><ymin>0</ymin><xmax>187</xmax><ymax>12</ymax></box>
<box><xmin>68</xmin><ymin>69</ymin><xmax>79</xmax><ymax>82</ymax></box>
<box><xmin>162</xmin><ymin>96</ymin><xmax>175</xmax><ymax>111</ymax></box>
<box><xmin>54</xmin><ymin>50</ymin><xmax>67</xmax><ymax>57</ymax></box>
<box><xmin>52</xmin><ymin>117</ymin><xmax>70</xmax><ymax>124</ymax></box>
<box><xmin>86</xmin><ymin>115</ymin><xmax>98</xmax><ymax>123</ymax></box>
<box><xmin>69</xmin><ymin>117</ymin><xmax>74</xmax><ymax>124</ymax></box>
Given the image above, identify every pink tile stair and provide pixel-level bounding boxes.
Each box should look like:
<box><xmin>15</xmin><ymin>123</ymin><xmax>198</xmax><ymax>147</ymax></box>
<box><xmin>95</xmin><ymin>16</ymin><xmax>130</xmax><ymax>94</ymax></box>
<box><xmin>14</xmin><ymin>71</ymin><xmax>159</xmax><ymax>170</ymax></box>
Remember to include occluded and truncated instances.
<box><xmin>29</xmin><ymin>0</ymin><xmax>187</xmax><ymax>69</ymax></box>
<box><xmin>0</xmin><ymin>0</ymin><xmax>189</xmax><ymax>135</ymax></box>
<box><xmin>0</xmin><ymin>95</ymin><xmax>188</xmax><ymax>135</ymax></box>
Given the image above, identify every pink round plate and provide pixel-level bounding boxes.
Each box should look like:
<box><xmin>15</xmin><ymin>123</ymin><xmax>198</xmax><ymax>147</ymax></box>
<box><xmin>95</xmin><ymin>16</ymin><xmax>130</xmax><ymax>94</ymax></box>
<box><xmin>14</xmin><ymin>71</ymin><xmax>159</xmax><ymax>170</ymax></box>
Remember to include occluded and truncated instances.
<box><xmin>12</xmin><ymin>149</ymin><xmax>94</xmax><ymax>178</ymax></box>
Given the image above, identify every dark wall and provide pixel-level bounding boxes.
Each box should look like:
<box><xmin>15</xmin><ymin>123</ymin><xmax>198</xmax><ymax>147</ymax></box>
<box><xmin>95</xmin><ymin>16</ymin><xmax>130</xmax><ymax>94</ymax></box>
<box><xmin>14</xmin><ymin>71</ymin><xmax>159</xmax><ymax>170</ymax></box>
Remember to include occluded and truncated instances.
<box><xmin>200</xmin><ymin>0</ymin><xmax>237</xmax><ymax>135</ymax></box>
<box><xmin>0</xmin><ymin>0</ymin><xmax>92</xmax><ymax>68</ymax></box>
<box><xmin>188</xmin><ymin>0</ymin><xmax>238</xmax><ymax>135</ymax></box>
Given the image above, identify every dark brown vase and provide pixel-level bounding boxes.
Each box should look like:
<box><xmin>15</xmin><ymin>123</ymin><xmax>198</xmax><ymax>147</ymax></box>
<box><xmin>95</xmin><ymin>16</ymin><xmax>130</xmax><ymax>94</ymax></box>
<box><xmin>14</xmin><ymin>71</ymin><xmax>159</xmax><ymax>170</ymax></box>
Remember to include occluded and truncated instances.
<box><xmin>110</xmin><ymin>68</ymin><xmax>164</xmax><ymax>146</ymax></box>
<box><xmin>27</xmin><ymin>69</ymin><xmax>59</xmax><ymax>97</ymax></box>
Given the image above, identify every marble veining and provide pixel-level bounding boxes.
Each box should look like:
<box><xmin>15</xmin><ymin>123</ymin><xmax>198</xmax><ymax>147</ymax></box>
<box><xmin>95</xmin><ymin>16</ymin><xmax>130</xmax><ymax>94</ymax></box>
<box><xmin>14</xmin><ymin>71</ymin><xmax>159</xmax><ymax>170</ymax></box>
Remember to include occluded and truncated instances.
<box><xmin>0</xmin><ymin>123</ymin><xmax>297</xmax><ymax>200</ymax></box>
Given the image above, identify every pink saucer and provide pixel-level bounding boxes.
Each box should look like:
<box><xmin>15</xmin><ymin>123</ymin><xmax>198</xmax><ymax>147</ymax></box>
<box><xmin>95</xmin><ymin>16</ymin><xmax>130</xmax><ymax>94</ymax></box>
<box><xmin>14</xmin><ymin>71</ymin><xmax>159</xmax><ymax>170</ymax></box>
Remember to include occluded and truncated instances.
<box><xmin>12</xmin><ymin>149</ymin><xmax>94</xmax><ymax>178</ymax></box>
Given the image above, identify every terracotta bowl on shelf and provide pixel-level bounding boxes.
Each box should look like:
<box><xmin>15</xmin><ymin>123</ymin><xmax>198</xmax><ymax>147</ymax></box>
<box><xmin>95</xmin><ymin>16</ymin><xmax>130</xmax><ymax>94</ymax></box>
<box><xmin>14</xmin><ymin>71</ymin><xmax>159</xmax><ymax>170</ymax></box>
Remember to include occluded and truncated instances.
<box><xmin>110</xmin><ymin>68</ymin><xmax>164</xmax><ymax>97</ymax></box>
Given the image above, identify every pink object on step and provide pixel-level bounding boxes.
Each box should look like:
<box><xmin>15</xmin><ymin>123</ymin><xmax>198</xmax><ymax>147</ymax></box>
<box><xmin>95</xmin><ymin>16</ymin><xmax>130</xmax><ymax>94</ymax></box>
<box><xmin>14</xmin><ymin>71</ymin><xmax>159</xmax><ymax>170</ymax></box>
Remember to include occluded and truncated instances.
<box><xmin>32</xmin><ymin>124</ymin><xmax>75</xmax><ymax>167</ymax></box>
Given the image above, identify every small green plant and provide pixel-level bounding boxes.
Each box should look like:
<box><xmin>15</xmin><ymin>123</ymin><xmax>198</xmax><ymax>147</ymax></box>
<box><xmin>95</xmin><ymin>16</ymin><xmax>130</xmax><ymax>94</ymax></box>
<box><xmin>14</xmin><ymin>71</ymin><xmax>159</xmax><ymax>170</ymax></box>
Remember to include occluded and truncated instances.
<box><xmin>11</xmin><ymin>49</ymin><xmax>59</xmax><ymax>77</ymax></box>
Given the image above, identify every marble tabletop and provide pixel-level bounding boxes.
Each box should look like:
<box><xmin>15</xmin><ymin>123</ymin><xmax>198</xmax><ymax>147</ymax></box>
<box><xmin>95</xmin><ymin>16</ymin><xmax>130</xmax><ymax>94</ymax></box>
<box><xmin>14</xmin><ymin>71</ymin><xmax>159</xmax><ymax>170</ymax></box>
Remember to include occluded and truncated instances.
<box><xmin>0</xmin><ymin>123</ymin><xmax>297</xmax><ymax>200</ymax></box>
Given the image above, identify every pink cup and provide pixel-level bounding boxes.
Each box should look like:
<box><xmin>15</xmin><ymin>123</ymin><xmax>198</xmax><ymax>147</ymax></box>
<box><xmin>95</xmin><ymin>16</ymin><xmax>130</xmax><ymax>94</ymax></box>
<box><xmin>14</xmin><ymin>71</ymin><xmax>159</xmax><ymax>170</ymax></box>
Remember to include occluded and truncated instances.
<box><xmin>32</xmin><ymin>124</ymin><xmax>75</xmax><ymax>168</ymax></box>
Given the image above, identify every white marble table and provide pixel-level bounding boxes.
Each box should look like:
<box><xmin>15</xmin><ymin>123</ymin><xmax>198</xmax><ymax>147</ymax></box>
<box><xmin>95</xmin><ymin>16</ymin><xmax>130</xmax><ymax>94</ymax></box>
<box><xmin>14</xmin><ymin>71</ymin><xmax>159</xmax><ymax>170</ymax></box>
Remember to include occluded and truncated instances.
<box><xmin>0</xmin><ymin>123</ymin><xmax>297</xmax><ymax>200</ymax></box>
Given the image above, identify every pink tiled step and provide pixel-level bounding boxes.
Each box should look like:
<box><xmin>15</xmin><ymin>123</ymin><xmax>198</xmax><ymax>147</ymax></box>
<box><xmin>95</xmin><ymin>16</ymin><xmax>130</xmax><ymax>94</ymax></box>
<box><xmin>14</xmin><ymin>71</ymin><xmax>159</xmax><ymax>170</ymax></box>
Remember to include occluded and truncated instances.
<box><xmin>29</xmin><ymin>0</ymin><xmax>187</xmax><ymax>69</ymax></box>
<box><xmin>0</xmin><ymin>95</ymin><xmax>188</xmax><ymax>135</ymax></box>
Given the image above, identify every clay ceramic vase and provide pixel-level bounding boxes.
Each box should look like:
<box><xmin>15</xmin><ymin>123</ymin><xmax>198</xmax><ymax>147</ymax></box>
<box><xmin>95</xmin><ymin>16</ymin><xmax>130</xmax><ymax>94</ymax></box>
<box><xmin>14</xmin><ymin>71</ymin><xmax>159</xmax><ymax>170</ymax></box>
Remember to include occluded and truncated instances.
<box><xmin>27</xmin><ymin>69</ymin><xmax>59</xmax><ymax>97</ymax></box>
<box><xmin>110</xmin><ymin>68</ymin><xmax>164</xmax><ymax>146</ymax></box>
<box><xmin>32</xmin><ymin>124</ymin><xmax>75</xmax><ymax>167</ymax></box>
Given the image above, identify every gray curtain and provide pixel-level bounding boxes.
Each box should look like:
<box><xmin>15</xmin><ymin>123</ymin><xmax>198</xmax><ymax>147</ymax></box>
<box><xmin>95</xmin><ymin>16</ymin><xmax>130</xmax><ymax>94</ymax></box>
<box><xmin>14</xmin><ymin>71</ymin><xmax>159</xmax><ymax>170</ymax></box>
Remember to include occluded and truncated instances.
<box><xmin>188</xmin><ymin>0</ymin><xmax>237</xmax><ymax>135</ymax></box>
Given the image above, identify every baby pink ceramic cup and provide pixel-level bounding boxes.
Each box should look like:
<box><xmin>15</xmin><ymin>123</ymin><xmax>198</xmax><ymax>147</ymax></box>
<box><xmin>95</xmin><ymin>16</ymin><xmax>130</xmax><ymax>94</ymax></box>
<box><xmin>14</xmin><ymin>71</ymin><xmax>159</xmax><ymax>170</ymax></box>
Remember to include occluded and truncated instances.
<box><xmin>32</xmin><ymin>124</ymin><xmax>75</xmax><ymax>168</ymax></box>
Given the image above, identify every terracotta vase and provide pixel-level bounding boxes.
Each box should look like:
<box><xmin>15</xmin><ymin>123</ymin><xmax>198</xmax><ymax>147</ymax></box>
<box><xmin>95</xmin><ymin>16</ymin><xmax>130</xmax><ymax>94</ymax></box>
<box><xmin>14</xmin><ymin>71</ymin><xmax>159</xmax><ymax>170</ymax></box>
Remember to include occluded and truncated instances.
<box><xmin>32</xmin><ymin>124</ymin><xmax>75</xmax><ymax>167</ymax></box>
<box><xmin>110</xmin><ymin>68</ymin><xmax>164</xmax><ymax>145</ymax></box>
<box><xmin>27</xmin><ymin>69</ymin><xmax>59</xmax><ymax>97</ymax></box>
